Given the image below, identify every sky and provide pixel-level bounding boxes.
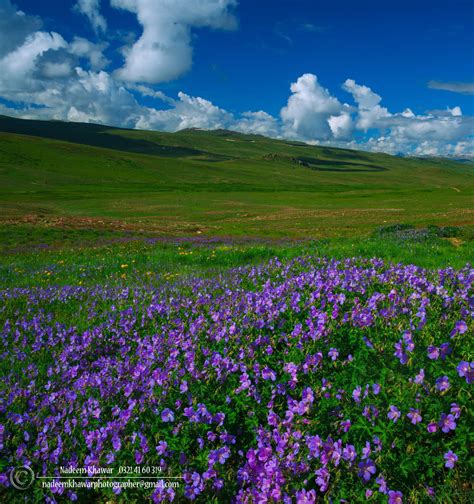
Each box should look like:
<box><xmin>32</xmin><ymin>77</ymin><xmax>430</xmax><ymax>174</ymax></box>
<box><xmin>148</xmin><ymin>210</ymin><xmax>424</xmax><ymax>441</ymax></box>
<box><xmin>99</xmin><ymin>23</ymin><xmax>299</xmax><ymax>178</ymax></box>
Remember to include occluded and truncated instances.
<box><xmin>0</xmin><ymin>0</ymin><xmax>473</xmax><ymax>157</ymax></box>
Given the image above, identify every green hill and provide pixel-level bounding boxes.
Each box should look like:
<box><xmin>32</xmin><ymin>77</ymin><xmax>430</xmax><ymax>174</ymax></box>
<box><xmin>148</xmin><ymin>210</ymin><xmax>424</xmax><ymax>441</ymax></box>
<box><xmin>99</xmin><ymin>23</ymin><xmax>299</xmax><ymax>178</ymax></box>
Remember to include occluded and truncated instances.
<box><xmin>0</xmin><ymin>115</ymin><xmax>472</xmax><ymax>237</ymax></box>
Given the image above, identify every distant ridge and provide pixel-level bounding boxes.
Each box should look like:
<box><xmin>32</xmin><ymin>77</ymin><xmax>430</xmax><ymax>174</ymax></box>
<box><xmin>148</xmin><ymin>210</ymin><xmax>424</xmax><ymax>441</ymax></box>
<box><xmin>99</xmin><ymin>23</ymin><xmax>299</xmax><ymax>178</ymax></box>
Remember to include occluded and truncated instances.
<box><xmin>0</xmin><ymin>115</ymin><xmax>217</xmax><ymax>158</ymax></box>
<box><xmin>0</xmin><ymin>114</ymin><xmax>472</xmax><ymax>164</ymax></box>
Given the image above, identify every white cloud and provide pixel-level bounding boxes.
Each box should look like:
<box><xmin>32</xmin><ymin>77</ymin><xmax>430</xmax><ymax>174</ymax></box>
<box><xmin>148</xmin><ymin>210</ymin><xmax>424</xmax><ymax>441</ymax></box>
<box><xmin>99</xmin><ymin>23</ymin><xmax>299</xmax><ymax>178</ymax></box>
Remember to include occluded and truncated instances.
<box><xmin>342</xmin><ymin>79</ymin><xmax>382</xmax><ymax>109</ymax></box>
<box><xmin>280</xmin><ymin>73</ymin><xmax>344</xmax><ymax>140</ymax></box>
<box><xmin>63</xmin><ymin>68</ymin><xmax>140</xmax><ymax>125</ymax></box>
<box><xmin>136</xmin><ymin>91</ymin><xmax>233</xmax><ymax>131</ymax></box>
<box><xmin>110</xmin><ymin>0</ymin><xmax>237</xmax><ymax>83</ymax></box>
<box><xmin>328</xmin><ymin>112</ymin><xmax>353</xmax><ymax>139</ymax></box>
<box><xmin>233</xmin><ymin>111</ymin><xmax>280</xmax><ymax>137</ymax></box>
<box><xmin>69</xmin><ymin>36</ymin><xmax>109</xmax><ymax>70</ymax></box>
<box><xmin>453</xmin><ymin>140</ymin><xmax>474</xmax><ymax>158</ymax></box>
<box><xmin>125</xmin><ymin>84</ymin><xmax>175</xmax><ymax>104</ymax></box>
<box><xmin>342</xmin><ymin>78</ymin><xmax>390</xmax><ymax>130</ymax></box>
<box><xmin>74</xmin><ymin>0</ymin><xmax>107</xmax><ymax>33</ymax></box>
<box><xmin>389</xmin><ymin>115</ymin><xmax>470</xmax><ymax>143</ymax></box>
<box><xmin>449</xmin><ymin>106</ymin><xmax>462</xmax><ymax>117</ymax></box>
<box><xmin>414</xmin><ymin>141</ymin><xmax>445</xmax><ymax>157</ymax></box>
<box><xmin>428</xmin><ymin>80</ymin><xmax>474</xmax><ymax>95</ymax></box>
<box><xmin>40</xmin><ymin>61</ymin><xmax>73</xmax><ymax>78</ymax></box>
<box><xmin>0</xmin><ymin>31</ymin><xmax>67</xmax><ymax>91</ymax></box>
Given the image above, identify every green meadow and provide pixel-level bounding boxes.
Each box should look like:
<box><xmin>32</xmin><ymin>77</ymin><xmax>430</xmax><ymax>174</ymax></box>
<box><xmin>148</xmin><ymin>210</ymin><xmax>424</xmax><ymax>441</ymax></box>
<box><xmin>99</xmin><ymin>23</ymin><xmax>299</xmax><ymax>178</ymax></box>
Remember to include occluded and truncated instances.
<box><xmin>0</xmin><ymin>114</ymin><xmax>472</xmax><ymax>287</ymax></box>
<box><xmin>0</xmin><ymin>115</ymin><xmax>473</xmax><ymax>241</ymax></box>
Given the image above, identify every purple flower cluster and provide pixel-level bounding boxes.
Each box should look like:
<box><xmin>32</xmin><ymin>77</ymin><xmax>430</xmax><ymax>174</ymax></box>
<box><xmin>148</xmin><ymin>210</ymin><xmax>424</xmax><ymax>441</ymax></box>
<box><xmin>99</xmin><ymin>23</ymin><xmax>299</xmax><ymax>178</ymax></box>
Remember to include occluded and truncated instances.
<box><xmin>0</xmin><ymin>256</ymin><xmax>471</xmax><ymax>502</ymax></box>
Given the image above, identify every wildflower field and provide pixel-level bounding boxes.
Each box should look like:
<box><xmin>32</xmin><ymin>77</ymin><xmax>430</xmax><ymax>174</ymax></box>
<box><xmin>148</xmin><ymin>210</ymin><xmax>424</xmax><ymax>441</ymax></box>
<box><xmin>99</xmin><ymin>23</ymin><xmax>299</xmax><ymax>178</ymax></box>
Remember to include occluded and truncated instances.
<box><xmin>0</xmin><ymin>235</ymin><xmax>472</xmax><ymax>503</ymax></box>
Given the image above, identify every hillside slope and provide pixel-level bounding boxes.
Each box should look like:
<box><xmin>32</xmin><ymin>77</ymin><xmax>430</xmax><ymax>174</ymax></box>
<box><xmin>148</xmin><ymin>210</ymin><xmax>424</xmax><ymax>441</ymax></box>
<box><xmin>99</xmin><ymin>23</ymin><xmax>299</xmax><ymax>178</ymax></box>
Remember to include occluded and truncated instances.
<box><xmin>0</xmin><ymin>115</ymin><xmax>473</xmax><ymax>237</ymax></box>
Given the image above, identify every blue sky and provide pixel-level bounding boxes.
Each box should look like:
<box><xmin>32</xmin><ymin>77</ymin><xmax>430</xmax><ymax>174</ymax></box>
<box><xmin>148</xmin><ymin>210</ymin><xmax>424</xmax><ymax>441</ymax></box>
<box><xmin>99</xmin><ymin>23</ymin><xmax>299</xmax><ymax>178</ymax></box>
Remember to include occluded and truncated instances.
<box><xmin>0</xmin><ymin>0</ymin><xmax>473</xmax><ymax>156</ymax></box>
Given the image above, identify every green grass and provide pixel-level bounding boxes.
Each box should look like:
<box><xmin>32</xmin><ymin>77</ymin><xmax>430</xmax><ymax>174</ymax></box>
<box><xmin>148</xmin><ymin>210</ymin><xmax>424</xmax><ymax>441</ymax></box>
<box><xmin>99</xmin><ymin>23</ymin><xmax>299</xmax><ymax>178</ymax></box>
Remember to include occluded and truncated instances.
<box><xmin>1</xmin><ymin>115</ymin><xmax>473</xmax><ymax>239</ymax></box>
<box><xmin>1</xmin><ymin>231</ymin><xmax>472</xmax><ymax>289</ymax></box>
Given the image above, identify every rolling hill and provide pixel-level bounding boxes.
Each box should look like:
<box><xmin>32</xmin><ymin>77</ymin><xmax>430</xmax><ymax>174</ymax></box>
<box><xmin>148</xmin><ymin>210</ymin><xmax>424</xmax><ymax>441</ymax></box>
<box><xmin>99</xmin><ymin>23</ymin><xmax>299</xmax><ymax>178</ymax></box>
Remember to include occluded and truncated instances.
<box><xmin>0</xmin><ymin>114</ymin><xmax>473</xmax><ymax>238</ymax></box>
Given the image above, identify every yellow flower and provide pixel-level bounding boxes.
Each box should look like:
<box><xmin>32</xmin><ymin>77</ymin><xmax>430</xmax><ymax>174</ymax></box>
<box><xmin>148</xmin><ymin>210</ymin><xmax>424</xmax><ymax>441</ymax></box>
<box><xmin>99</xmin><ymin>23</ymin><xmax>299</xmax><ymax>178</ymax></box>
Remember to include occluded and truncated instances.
<box><xmin>121</xmin><ymin>264</ymin><xmax>128</xmax><ymax>268</ymax></box>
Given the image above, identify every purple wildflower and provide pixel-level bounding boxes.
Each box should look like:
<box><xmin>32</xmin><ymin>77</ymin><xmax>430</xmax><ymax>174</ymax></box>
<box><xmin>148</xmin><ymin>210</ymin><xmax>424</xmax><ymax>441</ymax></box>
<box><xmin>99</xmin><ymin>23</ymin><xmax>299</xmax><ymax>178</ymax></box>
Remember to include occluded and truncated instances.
<box><xmin>439</xmin><ymin>413</ymin><xmax>456</xmax><ymax>433</ymax></box>
<box><xmin>444</xmin><ymin>450</ymin><xmax>458</xmax><ymax>469</ymax></box>
<box><xmin>376</xmin><ymin>476</ymin><xmax>387</xmax><ymax>494</ymax></box>
<box><xmin>456</xmin><ymin>361</ymin><xmax>473</xmax><ymax>384</ymax></box>
<box><xmin>394</xmin><ymin>340</ymin><xmax>408</xmax><ymax>364</ymax></box>
<box><xmin>358</xmin><ymin>459</ymin><xmax>376</xmax><ymax>482</ymax></box>
<box><xmin>427</xmin><ymin>422</ymin><xmax>437</xmax><ymax>433</ymax></box>
<box><xmin>352</xmin><ymin>386</ymin><xmax>362</xmax><ymax>403</ymax></box>
<box><xmin>387</xmin><ymin>405</ymin><xmax>401</xmax><ymax>422</ymax></box>
<box><xmin>295</xmin><ymin>489</ymin><xmax>317</xmax><ymax>503</ymax></box>
<box><xmin>450</xmin><ymin>320</ymin><xmax>467</xmax><ymax>337</ymax></box>
<box><xmin>342</xmin><ymin>444</ymin><xmax>356</xmax><ymax>462</ymax></box>
<box><xmin>156</xmin><ymin>441</ymin><xmax>167</xmax><ymax>455</ymax></box>
<box><xmin>427</xmin><ymin>346</ymin><xmax>439</xmax><ymax>360</ymax></box>
<box><xmin>161</xmin><ymin>409</ymin><xmax>175</xmax><ymax>423</ymax></box>
<box><xmin>340</xmin><ymin>419</ymin><xmax>351</xmax><ymax>433</ymax></box>
<box><xmin>450</xmin><ymin>403</ymin><xmax>461</xmax><ymax>419</ymax></box>
<box><xmin>407</xmin><ymin>408</ymin><xmax>422</xmax><ymax>425</ymax></box>
<box><xmin>439</xmin><ymin>342</ymin><xmax>451</xmax><ymax>360</ymax></box>
<box><xmin>435</xmin><ymin>376</ymin><xmax>450</xmax><ymax>392</ymax></box>
<box><xmin>261</xmin><ymin>367</ymin><xmax>276</xmax><ymax>381</ymax></box>
<box><xmin>414</xmin><ymin>369</ymin><xmax>425</xmax><ymax>384</ymax></box>
<box><xmin>328</xmin><ymin>348</ymin><xmax>339</xmax><ymax>361</ymax></box>
<box><xmin>388</xmin><ymin>490</ymin><xmax>403</xmax><ymax>504</ymax></box>
<box><xmin>135</xmin><ymin>450</ymin><xmax>144</xmax><ymax>464</ymax></box>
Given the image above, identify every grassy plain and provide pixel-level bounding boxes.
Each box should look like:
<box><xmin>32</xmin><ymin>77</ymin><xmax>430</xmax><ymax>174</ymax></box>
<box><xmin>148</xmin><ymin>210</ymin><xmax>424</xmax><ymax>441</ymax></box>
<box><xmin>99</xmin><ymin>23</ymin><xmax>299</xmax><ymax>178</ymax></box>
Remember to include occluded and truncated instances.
<box><xmin>0</xmin><ymin>115</ymin><xmax>473</xmax><ymax>241</ymax></box>
<box><xmin>0</xmin><ymin>114</ymin><xmax>472</xmax><ymax>286</ymax></box>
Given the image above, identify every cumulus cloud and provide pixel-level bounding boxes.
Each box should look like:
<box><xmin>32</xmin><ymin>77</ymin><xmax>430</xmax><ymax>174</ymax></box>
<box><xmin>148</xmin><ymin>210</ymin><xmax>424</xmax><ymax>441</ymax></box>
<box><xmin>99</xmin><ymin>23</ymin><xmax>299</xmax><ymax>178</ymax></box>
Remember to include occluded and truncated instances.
<box><xmin>234</xmin><ymin>111</ymin><xmax>280</xmax><ymax>137</ymax></box>
<box><xmin>342</xmin><ymin>79</ymin><xmax>390</xmax><ymax>130</ymax></box>
<box><xmin>328</xmin><ymin>112</ymin><xmax>353</xmax><ymax>139</ymax></box>
<box><xmin>448</xmin><ymin>106</ymin><xmax>462</xmax><ymax>117</ymax></box>
<box><xmin>428</xmin><ymin>80</ymin><xmax>474</xmax><ymax>95</ymax></box>
<box><xmin>39</xmin><ymin>61</ymin><xmax>73</xmax><ymax>79</ymax></box>
<box><xmin>74</xmin><ymin>0</ymin><xmax>107</xmax><ymax>33</ymax></box>
<box><xmin>453</xmin><ymin>140</ymin><xmax>474</xmax><ymax>157</ymax></box>
<box><xmin>0</xmin><ymin>31</ymin><xmax>67</xmax><ymax>93</ymax></box>
<box><xmin>69</xmin><ymin>36</ymin><xmax>110</xmax><ymax>70</ymax></box>
<box><xmin>64</xmin><ymin>68</ymin><xmax>143</xmax><ymax>125</ymax></box>
<box><xmin>110</xmin><ymin>0</ymin><xmax>237</xmax><ymax>83</ymax></box>
<box><xmin>136</xmin><ymin>91</ymin><xmax>233</xmax><ymax>131</ymax></box>
<box><xmin>280</xmin><ymin>73</ymin><xmax>346</xmax><ymax>140</ymax></box>
<box><xmin>389</xmin><ymin>114</ymin><xmax>471</xmax><ymax>143</ymax></box>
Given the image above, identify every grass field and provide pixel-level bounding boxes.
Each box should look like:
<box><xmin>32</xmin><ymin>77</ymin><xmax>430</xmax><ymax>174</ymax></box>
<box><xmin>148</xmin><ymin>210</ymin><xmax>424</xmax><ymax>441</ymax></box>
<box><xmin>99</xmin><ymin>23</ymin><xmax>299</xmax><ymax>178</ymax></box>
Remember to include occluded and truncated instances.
<box><xmin>0</xmin><ymin>115</ymin><xmax>472</xmax><ymax>293</ymax></box>
<box><xmin>0</xmin><ymin>229</ymin><xmax>473</xmax><ymax>290</ymax></box>
<box><xmin>1</xmin><ymin>115</ymin><xmax>473</xmax><ymax>240</ymax></box>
